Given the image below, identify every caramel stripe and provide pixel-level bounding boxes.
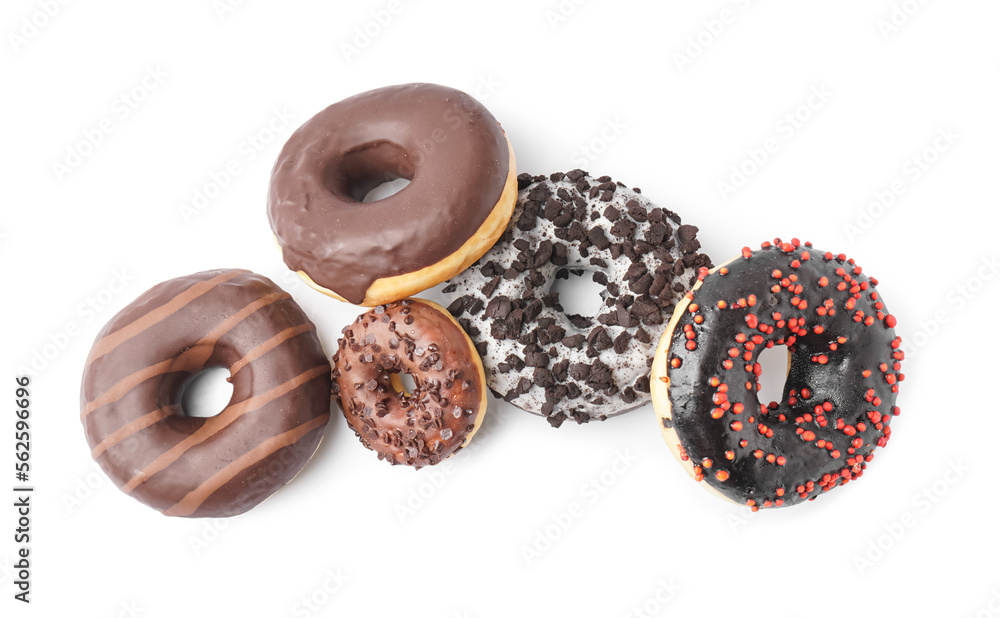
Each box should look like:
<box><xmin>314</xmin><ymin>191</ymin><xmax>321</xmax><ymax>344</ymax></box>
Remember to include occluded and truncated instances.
<box><xmin>81</xmin><ymin>292</ymin><xmax>291</xmax><ymax>419</ymax></box>
<box><xmin>121</xmin><ymin>364</ymin><xmax>329</xmax><ymax>494</ymax></box>
<box><xmin>163</xmin><ymin>412</ymin><xmax>329</xmax><ymax>517</ymax></box>
<box><xmin>194</xmin><ymin>291</ymin><xmax>291</xmax><ymax>352</ymax></box>
<box><xmin>87</xmin><ymin>270</ymin><xmax>243</xmax><ymax>362</ymax></box>
<box><xmin>230</xmin><ymin>322</ymin><xmax>315</xmax><ymax>377</ymax></box>
<box><xmin>91</xmin><ymin>406</ymin><xmax>175</xmax><ymax>459</ymax></box>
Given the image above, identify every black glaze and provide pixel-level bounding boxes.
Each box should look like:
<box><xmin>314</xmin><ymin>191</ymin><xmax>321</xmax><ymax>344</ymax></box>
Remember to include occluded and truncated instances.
<box><xmin>666</xmin><ymin>242</ymin><xmax>902</xmax><ymax>508</ymax></box>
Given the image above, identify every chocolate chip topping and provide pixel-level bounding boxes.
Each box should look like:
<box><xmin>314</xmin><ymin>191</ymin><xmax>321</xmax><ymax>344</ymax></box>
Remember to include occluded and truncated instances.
<box><xmin>333</xmin><ymin>300</ymin><xmax>485</xmax><ymax>467</ymax></box>
<box><xmin>442</xmin><ymin>170</ymin><xmax>713</xmax><ymax>426</ymax></box>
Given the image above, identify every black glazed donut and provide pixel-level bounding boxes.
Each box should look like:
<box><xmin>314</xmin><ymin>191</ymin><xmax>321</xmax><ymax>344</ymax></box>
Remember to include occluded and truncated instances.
<box><xmin>443</xmin><ymin>170</ymin><xmax>712</xmax><ymax>427</ymax></box>
<box><xmin>652</xmin><ymin>239</ymin><xmax>903</xmax><ymax>509</ymax></box>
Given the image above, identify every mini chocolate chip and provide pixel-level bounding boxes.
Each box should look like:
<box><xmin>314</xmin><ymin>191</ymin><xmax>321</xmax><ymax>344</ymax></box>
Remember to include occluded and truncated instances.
<box><xmin>498</xmin><ymin>356</ymin><xmax>521</xmax><ymax>373</ymax></box>
<box><xmin>525</xmin><ymin>351</ymin><xmax>549</xmax><ymax>368</ymax></box>
<box><xmin>587</xmin><ymin>227</ymin><xmax>611</xmax><ymax>251</ymax></box>
<box><xmin>635</xmin><ymin>328</ymin><xmax>651</xmax><ymax>344</ymax></box>
<box><xmin>621</xmin><ymin>387</ymin><xmax>637</xmax><ymax>404</ymax></box>
<box><xmin>613</xmin><ymin>331</ymin><xmax>631</xmax><ymax>354</ymax></box>
<box><xmin>533</xmin><ymin>368</ymin><xmax>555</xmax><ymax>388</ymax></box>
<box><xmin>634</xmin><ymin>376</ymin><xmax>651</xmax><ymax>393</ymax></box>
<box><xmin>677</xmin><ymin>224</ymin><xmax>698</xmax><ymax>244</ymax></box>
<box><xmin>569</xmin><ymin>363</ymin><xmax>591</xmax><ymax>380</ymax></box>
<box><xmin>447</xmin><ymin>297</ymin><xmax>465</xmax><ymax>317</ymax></box>
<box><xmin>626</xmin><ymin>199</ymin><xmax>647</xmax><ymax>222</ymax></box>
<box><xmin>466</xmin><ymin>297</ymin><xmax>484</xmax><ymax>315</ymax></box>
<box><xmin>482</xmin><ymin>276</ymin><xmax>501</xmax><ymax>298</ymax></box>
<box><xmin>630</xmin><ymin>274</ymin><xmax>653</xmax><ymax>295</ymax></box>
<box><xmin>485</xmin><ymin>296</ymin><xmax>512</xmax><ymax>319</ymax></box>
<box><xmin>586</xmin><ymin>361</ymin><xmax>613</xmax><ymax>388</ymax></box>
<box><xmin>631</xmin><ymin>295</ymin><xmax>659</xmax><ymax>316</ymax></box>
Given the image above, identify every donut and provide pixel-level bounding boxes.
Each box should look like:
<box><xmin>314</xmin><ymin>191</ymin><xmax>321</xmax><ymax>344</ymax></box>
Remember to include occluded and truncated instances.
<box><xmin>442</xmin><ymin>170</ymin><xmax>713</xmax><ymax>428</ymax></box>
<box><xmin>268</xmin><ymin>82</ymin><xmax>518</xmax><ymax>306</ymax></box>
<box><xmin>80</xmin><ymin>269</ymin><xmax>332</xmax><ymax>518</ymax></box>
<box><xmin>333</xmin><ymin>299</ymin><xmax>487</xmax><ymax>467</ymax></box>
<box><xmin>651</xmin><ymin>239</ymin><xmax>904</xmax><ymax>509</ymax></box>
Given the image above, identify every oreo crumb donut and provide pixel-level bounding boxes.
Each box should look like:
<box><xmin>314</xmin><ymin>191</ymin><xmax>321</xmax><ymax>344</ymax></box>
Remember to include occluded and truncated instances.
<box><xmin>333</xmin><ymin>299</ymin><xmax>487</xmax><ymax>467</ymax></box>
<box><xmin>651</xmin><ymin>239</ymin><xmax>904</xmax><ymax>509</ymax></box>
<box><xmin>268</xmin><ymin>83</ymin><xmax>518</xmax><ymax>306</ymax></box>
<box><xmin>80</xmin><ymin>270</ymin><xmax>332</xmax><ymax>518</ymax></box>
<box><xmin>442</xmin><ymin>170</ymin><xmax>712</xmax><ymax>428</ymax></box>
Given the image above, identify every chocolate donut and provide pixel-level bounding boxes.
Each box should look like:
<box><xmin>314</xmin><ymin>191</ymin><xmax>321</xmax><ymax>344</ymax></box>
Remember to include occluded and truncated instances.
<box><xmin>333</xmin><ymin>299</ymin><xmax>487</xmax><ymax>467</ymax></box>
<box><xmin>442</xmin><ymin>171</ymin><xmax>712</xmax><ymax>427</ymax></box>
<box><xmin>268</xmin><ymin>83</ymin><xmax>518</xmax><ymax>306</ymax></box>
<box><xmin>80</xmin><ymin>270</ymin><xmax>332</xmax><ymax>518</ymax></box>
<box><xmin>652</xmin><ymin>239</ymin><xmax>903</xmax><ymax>509</ymax></box>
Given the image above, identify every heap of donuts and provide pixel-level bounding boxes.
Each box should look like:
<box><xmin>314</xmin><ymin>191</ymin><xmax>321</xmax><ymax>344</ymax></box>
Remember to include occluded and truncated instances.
<box><xmin>79</xmin><ymin>82</ymin><xmax>903</xmax><ymax>517</ymax></box>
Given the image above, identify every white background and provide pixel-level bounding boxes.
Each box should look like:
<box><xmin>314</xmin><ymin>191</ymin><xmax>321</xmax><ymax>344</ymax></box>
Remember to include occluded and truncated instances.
<box><xmin>3</xmin><ymin>0</ymin><xmax>1000</xmax><ymax>616</ymax></box>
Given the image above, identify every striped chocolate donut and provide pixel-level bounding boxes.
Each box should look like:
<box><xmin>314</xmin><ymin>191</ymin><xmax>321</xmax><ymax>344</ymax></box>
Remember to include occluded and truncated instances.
<box><xmin>80</xmin><ymin>269</ymin><xmax>332</xmax><ymax>518</ymax></box>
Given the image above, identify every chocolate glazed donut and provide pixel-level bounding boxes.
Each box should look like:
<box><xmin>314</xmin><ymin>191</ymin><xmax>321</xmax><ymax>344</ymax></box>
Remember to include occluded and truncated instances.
<box><xmin>652</xmin><ymin>240</ymin><xmax>903</xmax><ymax>509</ymax></box>
<box><xmin>268</xmin><ymin>83</ymin><xmax>518</xmax><ymax>306</ymax></box>
<box><xmin>80</xmin><ymin>270</ymin><xmax>332</xmax><ymax>518</ymax></box>
<box><xmin>333</xmin><ymin>299</ymin><xmax>487</xmax><ymax>468</ymax></box>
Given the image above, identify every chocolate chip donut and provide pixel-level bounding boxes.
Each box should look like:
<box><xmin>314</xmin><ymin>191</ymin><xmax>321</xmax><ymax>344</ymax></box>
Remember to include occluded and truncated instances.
<box><xmin>268</xmin><ymin>83</ymin><xmax>518</xmax><ymax>306</ymax></box>
<box><xmin>652</xmin><ymin>239</ymin><xmax>904</xmax><ymax>509</ymax></box>
<box><xmin>80</xmin><ymin>270</ymin><xmax>332</xmax><ymax>518</ymax></box>
<box><xmin>443</xmin><ymin>171</ymin><xmax>712</xmax><ymax>427</ymax></box>
<box><xmin>333</xmin><ymin>299</ymin><xmax>487</xmax><ymax>467</ymax></box>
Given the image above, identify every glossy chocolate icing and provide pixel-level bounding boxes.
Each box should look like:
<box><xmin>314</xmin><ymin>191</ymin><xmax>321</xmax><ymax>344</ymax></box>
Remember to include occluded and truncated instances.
<box><xmin>664</xmin><ymin>242</ymin><xmax>902</xmax><ymax>508</ymax></box>
<box><xmin>333</xmin><ymin>299</ymin><xmax>486</xmax><ymax>468</ymax></box>
<box><xmin>80</xmin><ymin>269</ymin><xmax>332</xmax><ymax>518</ymax></box>
<box><xmin>268</xmin><ymin>83</ymin><xmax>511</xmax><ymax>304</ymax></box>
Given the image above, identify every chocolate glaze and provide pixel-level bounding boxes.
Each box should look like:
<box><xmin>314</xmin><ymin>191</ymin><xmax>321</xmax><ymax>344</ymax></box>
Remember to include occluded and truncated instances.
<box><xmin>268</xmin><ymin>83</ymin><xmax>511</xmax><ymax>304</ymax></box>
<box><xmin>333</xmin><ymin>299</ymin><xmax>486</xmax><ymax>468</ymax></box>
<box><xmin>665</xmin><ymin>241</ymin><xmax>902</xmax><ymax>508</ymax></box>
<box><xmin>80</xmin><ymin>269</ymin><xmax>332</xmax><ymax>518</ymax></box>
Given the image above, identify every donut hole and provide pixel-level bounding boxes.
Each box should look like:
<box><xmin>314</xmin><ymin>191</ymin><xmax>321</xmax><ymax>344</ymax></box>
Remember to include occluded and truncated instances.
<box><xmin>390</xmin><ymin>371</ymin><xmax>418</xmax><ymax>397</ymax></box>
<box><xmin>550</xmin><ymin>268</ymin><xmax>606</xmax><ymax>321</ymax></box>
<box><xmin>178</xmin><ymin>367</ymin><xmax>233</xmax><ymax>418</ymax></box>
<box><xmin>362</xmin><ymin>177</ymin><xmax>412</xmax><ymax>203</ymax></box>
<box><xmin>325</xmin><ymin>141</ymin><xmax>415</xmax><ymax>202</ymax></box>
<box><xmin>756</xmin><ymin>344</ymin><xmax>791</xmax><ymax>407</ymax></box>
